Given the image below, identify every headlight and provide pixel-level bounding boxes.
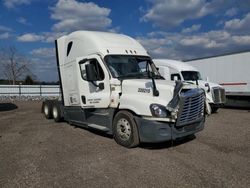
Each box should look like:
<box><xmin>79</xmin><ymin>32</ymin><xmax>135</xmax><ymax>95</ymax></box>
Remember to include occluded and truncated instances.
<box><xmin>150</xmin><ymin>104</ymin><xmax>167</xmax><ymax>118</ymax></box>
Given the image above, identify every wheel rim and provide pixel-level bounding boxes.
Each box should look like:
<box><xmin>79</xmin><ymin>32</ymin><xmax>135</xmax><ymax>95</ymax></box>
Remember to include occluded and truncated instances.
<box><xmin>44</xmin><ymin>105</ymin><xmax>49</xmax><ymax>116</ymax></box>
<box><xmin>53</xmin><ymin>107</ymin><xmax>58</xmax><ymax>119</ymax></box>
<box><xmin>117</xmin><ymin>118</ymin><xmax>131</xmax><ymax>141</ymax></box>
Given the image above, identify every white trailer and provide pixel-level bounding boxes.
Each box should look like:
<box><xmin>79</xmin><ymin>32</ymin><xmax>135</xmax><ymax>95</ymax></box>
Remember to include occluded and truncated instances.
<box><xmin>42</xmin><ymin>31</ymin><xmax>206</xmax><ymax>148</ymax></box>
<box><xmin>154</xmin><ymin>59</ymin><xmax>226</xmax><ymax>113</ymax></box>
<box><xmin>185</xmin><ymin>51</ymin><xmax>250</xmax><ymax>107</ymax></box>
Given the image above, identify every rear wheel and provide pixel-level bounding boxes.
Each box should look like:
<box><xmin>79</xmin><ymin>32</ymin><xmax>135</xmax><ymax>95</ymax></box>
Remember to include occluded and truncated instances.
<box><xmin>113</xmin><ymin>111</ymin><xmax>139</xmax><ymax>148</ymax></box>
<box><xmin>43</xmin><ymin>101</ymin><xmax>52</xmax><ymax>119</ymax></box>
<box><xmin>52</xmin><ymin>104</ymin><xmax>62</xmax><ymax>122</ymax></box>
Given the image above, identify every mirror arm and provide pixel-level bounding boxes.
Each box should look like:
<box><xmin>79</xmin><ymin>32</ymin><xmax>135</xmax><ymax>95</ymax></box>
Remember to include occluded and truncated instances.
<box><xmin>150</xmin><ymin>72</ymin><xmax>159</xmax><ymax>96</ymax></box>
<box><xmin>90</xmin><ymin>81</ymin><xmax>99</xmax><ymax>87</ymax></box>
<box><xmin>195</xmin><ymin>79</ymin><xmax>199</xmax><ymax>86</ymax></box>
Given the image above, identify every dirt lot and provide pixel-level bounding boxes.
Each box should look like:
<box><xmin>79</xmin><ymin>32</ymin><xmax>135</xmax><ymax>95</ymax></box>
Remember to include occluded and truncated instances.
<box><xmin>0</xmin><ymin>101</ymin><xmax>249</xmax><ymax>188</ymax></box>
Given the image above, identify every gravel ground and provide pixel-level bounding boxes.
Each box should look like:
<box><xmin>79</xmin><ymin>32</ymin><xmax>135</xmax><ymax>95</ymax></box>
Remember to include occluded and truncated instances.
<box><xmin>0</xmin><ymin>96</ymin><xmax>59</xmax><ymax>102</ymax></box>
<box><xmin>0</xmin><ymin>101</ymin><xmax>249</xmax><ymax>188</ymax></box>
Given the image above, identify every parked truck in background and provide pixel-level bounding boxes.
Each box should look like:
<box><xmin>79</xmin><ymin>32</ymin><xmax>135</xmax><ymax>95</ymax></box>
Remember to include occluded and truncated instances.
<box><xmin>185</xmin><ymin>51</ymin><xmax>250</xmax><ymax>108</ymax></box>
<box><xmin>154</xmin><ymin>59</ymin><xmax>226</xmax><ymax>113</ymax></box>
<box><xmin>42</xmin><ymin>31</ymin><xmax>206</xmax><ymax>148</ymax></box>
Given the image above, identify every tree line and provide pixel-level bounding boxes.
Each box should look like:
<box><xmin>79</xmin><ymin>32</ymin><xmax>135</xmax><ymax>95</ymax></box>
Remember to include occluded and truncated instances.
<box><xmin>0</xmin><ymin>46</ymin><xmax>36</xmax><ymax>85</ymax></box>
<box><xmin>0</xmin><ymin>46</ymin><xmax>58</xmax><ymax>85</ymax></box>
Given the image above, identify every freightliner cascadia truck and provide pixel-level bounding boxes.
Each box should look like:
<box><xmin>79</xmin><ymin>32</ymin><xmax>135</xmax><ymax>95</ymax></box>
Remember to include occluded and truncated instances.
<box><xmin>154</xmin><ymin>59</ymin><xmax>226</xmax><ymax>113</ymax></box>
<box><xmin>42</xmin><ymin>31</ymin><xmax>206</xmax><ymax>148</ymax></box>
<box><xmin>185</xmin><ymin>51</ymin><xmax>250</xmax><ymax>108</ymax></box>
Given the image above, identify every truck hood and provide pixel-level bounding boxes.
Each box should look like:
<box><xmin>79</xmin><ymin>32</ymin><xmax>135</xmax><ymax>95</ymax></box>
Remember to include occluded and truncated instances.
<box><xmin>119</xmin><ymin>79</ymin><xmax>176</xmax><ymax>116</ymax></box>
<box><xmin>122</xmin><ymin>79</ymin><xmax>175</xmax><ymax>102</ymax></box>
<box><xmin>198</xmin><ymin>80</ymin><xmax>222</xmax><ymax>89</ymax></box>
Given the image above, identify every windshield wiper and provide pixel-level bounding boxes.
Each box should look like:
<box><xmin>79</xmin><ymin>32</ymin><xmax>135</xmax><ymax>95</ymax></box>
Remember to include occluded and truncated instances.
<box><xmin>117</xmin><ymin>72</ymin><xmax>144</xmax><ymax>79</ymax></box>
<box><xmin>154</xmin><ymin>74</ymin><xmax>165</xmax><ymax>79</ymax></box>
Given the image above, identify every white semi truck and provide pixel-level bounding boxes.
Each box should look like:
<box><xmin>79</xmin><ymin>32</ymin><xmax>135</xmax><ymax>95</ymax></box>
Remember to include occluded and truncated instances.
<box><xmin>185</xmin><ymin>51</ymin><xmax>250</xmax><ymax>108</ymax></box>
<box><xmin>154</xmin><ymin>59</ymin><xmax>226</xmax><ymax>113</ymax></box>
<box><xmin>42</xmin><ymin>31</ymin><xmax>206</xmax><ymax>148</ymax></box>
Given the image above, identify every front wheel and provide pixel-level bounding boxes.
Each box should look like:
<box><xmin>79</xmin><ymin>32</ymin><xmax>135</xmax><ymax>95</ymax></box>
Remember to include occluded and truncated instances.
<box><xmin>113</xmin><ymin>111</ymin><xmax>139</xmax><ymax>148</ymax></box>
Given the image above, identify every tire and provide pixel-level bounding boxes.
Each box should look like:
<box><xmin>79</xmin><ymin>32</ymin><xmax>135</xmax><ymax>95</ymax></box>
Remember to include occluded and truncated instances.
<box><xmin>52</xmin><ymin>103</ymin><xmax>62</xmax><ymax>122</ymax></box>
<box><xmin>113</xmin><ymin>111</ymin><xmax>139</xmax><ymax>148</ymax></box>
<box><xmin>43</xmin><ymin>101</ymin><xmax>52</xmax><ymax>119</ymax></box>
<box><xmin>211</xmin><ymin>106</ymin><xmax>219</xmax><ymax>113</ymax></box>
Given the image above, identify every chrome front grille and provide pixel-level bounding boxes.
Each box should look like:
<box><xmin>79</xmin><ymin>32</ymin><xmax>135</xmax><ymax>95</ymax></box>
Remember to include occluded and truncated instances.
<box><xmin>177</xmin><ymin>88</ymin><xmax>205</xmax><ymax>127</ymax></box>
<box><xmin>212</xmin><ymin>87</ymin><xmax>226</xmax><ymax>104</ymax></box>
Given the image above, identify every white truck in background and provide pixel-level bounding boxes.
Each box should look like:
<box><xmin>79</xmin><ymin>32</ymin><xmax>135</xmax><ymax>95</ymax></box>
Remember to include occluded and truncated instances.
<box><xmin>185</xmin><ymin>51</ymin><xmax>250</xmax><ymax>108</ymax></box>
<box><xmin>42</xmin><ymin>31</ymin><xmax>206</xmax><ymax>148</ymax></box>
<box><xmin>154</xmin><ymin>59</ymin><xmax>226</xmax><ymax>113</ymax></box>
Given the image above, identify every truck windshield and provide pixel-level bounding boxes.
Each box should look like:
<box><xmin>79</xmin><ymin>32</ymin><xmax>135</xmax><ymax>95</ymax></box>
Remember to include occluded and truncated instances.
<box><xmin>105</xmin><ymin>55</ymin><xmax>162</xmax><ymax>79</ymax></box>
<box><xmin>181</xmin><ymin>71</ymin><xmax>202</xmax><ymax>81</ymax></box>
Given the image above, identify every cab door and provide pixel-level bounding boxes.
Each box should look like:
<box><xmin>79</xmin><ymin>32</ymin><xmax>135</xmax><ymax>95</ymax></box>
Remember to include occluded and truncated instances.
<box><xmin>77</xmin><ymin>55</ymin><xmax>111</xmax><ymax>109</ymax></box>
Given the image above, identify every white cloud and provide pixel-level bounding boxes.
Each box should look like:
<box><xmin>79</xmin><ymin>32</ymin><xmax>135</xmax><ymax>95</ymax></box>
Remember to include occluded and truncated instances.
<box><xmin>137</xmin><ymin>33</ymin><xmax>181</xmax><ymax>59</ymax></box>
<box><xmin>17</xmin><ymin>33</ymin><xmax>44</xmax><ymax>42</ymax></box>
<box><xmin>43</xmin><ymin>32</ymin><xmax>67</xmax><ymax>43</ymax></box>
<box><xmin>0</xmin><ymin>26</ymin><xmax>12</xmax><ymax>40</ymax></box>
<box><xmin>225</xmin><ymin>8</ymin><xmax>238</xmax><ymax>17</ymax></box>
<box><xmin>182</xmin><ymin>24</ymin><xmax>201</xmax><ymax>33</ymax></box>
<box><xmin>180</xmin><ymin>37</ymin><xmax>224</xmax><ymax>48</ymax></box>
<box><xmin>50</xmin><ymin>0</ymin><xmax>112</xmax><ymax>32</ymax></box>
<box><xmin>136</xmin><ymin>28</ymin><xmax>250</xmax><ymax>60</ymax></box>
<box><xmin>0</xmin><ymin>25</ymin><xmax>12</xmax><ymax>32</ymax></box>
<box><xmin>30</xmin><ymin>48</ymin><xmax>55</xmax><ymax>58</ymax></box>
<box><xmin>224</xmin><ymin>12</ymin><xmax>250</xmax><ymax>34</ymax></box>
<box><xmin>15</xmin><ymin>0</ymin><xmax>114</xmax><ymax>44</ymax></box>
<box><xmin>31</xmin><ymin>57</ymin><xmax>58</xmax><ymax>81</ymax></box>
<box><xmin>0</xmin><ymin>32</ymin><xmax>10</xmax><ymax>39</ymax></box>
<box><xmin>141</xmin><ymin>0</ymin><xmax>238</xmax><ymax>29</ymax></box>
<box><xmin>200</xmin><ymin>0</ymin><xmax>230</xmax><ymax>16</ymax></box>
<box><xmin>16</xmin><ymin>31</ymin><xmax>66</xmax><ymax>43</ymax></box>
<box><xmin>3</xmin><ymin>0</ymin><xmax>32</xmax><ymax>9</ymax></box>
<box><xmin>30</xmin><ymin>47</ymin><xmax>58</xmax><ymax>81</ymax></box>
<box><xmin>17</xmin><ymin>17</ymin><xmax>31</xmax><ymax>25</ymax></box>
<box><xmin>203</xmin><ymin>30</ymin><xmax>231</xmax><ymax>41</ymax></box>
<box><xmin>180</xmin><ymin>37</ymin><xmax>209</xmax><ymax>46</ymax></box>
<box><xmin>141</xmin><ymin>0</ymin><xmax>205</xmax><ymax>28</ymax></box>
<box><xmin>216</xmin><ymin>20</ymin><xmax>224</xmax><ymax>26</ymax></box>
<box><xmin>141</xmin><ymin>0</ymin><xmax>231</xmax><ymax>28</ymax></box>
<box><xmin>232</xmin><ymin>35</ymin><xmax>250</xmax><ymax>45</ymax></box>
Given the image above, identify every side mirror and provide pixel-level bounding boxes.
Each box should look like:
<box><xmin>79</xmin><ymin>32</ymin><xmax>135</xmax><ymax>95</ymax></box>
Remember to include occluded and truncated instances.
<box><xmin>85</xmin><ymin>64</ymin><xmax>98</xmax><ymax>81</ymax></box>
<box><xmin>205</xmin><ymin>83</ymin><xmax>210</xmax><ymax>92</ymax></box>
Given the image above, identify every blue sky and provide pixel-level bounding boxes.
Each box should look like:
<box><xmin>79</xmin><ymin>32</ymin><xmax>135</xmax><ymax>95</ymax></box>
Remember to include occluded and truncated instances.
<box><xmin>0</xmin><ymin>0</ymin><xmax>250</xmax><ymax>82</ymax></box>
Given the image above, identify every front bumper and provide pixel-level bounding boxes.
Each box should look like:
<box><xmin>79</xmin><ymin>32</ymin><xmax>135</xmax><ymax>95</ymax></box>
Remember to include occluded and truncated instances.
<box><xmin>134</xmin><ymin>116</ymin><xmax>205</xmax><ymax>143</ymax></box>
<box><xmin>210</xmin><ymin>103</ymin><xmax>224</xmax><ymax>108</ymax></box>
